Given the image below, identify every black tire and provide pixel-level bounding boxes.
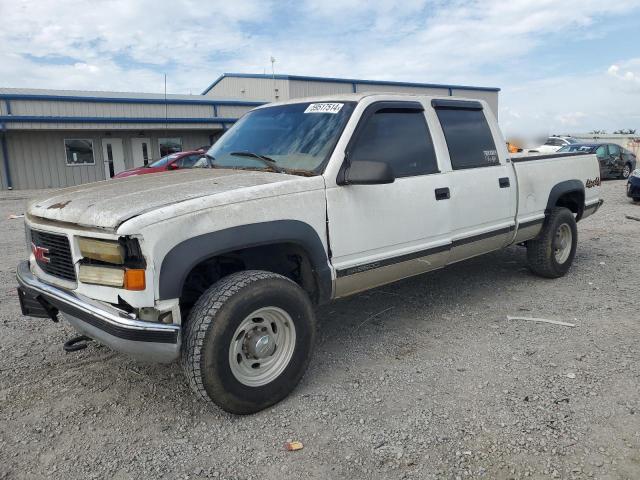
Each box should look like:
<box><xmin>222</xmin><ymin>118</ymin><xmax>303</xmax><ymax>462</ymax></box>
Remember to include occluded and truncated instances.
<box><xmin>181</xmin><ymin>270</ymin><xmax>316</xmax><ymax>414</ymax></box>
<box><xmin>621</xmin><ymin>163</ymin><xmax>632</xmax><ymax>179</ymax></box>
<box><xmin>526</xmin><ymin>207</ymin><xmax>578</xmax><ymax>278</ymax></box>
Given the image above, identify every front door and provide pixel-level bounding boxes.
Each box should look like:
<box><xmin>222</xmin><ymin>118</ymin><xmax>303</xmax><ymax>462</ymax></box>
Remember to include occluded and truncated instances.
<box><xmin>326</xmin><ymin>101</ymin><xmax>452</xmax><ymax>297</ymax></box>
<box><xmin>101</xmin><ymin>138</ymin><xmax>125</xmax><ymax>178</ymax></box>
<box><xmin>131</xmin><ymin>138</ymin><xmax>151</xmax><ymax>168</ymax></box>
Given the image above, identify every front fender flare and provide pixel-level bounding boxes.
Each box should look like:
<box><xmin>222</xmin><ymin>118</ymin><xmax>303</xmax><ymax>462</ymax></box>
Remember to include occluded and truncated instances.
<box><xmin>158</xmin><ymin>220</ymin><xmax>332</xmax><ymax>303</ymax></box>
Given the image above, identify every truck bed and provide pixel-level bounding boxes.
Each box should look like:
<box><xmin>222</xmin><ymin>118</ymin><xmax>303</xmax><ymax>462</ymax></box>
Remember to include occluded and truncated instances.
<box><xmin>510</xmin><ymin>152</ymin><xmax>601</xmax><ymax>243</ymax></box>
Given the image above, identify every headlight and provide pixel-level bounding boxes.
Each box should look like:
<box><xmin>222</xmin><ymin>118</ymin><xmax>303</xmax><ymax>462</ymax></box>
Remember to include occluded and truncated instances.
<box><xmin>78</xmin><ymin>237</ymin><xmax>124</xmax><ymax>264</ymax></box>
<box><xmin>78</xmin><ymin>264</ymin><xmax>146</xmax><ymax>290</ymax></box>
<box><xmin>631</xmin><ymin>169</ymin><xmax>640</xmax><ymax>179</ymax></box>
<box><xmin>77</xmin><ymin>237</ymin><xmax>146</xmax><ymax>290</ymax></box>
<box><xmin>78</xmin><ymin>264</ymin><xmax>124</xmax><ymax>287</ymax></box>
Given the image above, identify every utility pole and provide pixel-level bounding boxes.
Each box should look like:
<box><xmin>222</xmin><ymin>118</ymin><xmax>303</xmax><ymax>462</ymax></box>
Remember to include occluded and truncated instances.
<box><xmin>270</xmin><ymin>56</ymin><xmax>278</xmax><ymax>100</ymax></box>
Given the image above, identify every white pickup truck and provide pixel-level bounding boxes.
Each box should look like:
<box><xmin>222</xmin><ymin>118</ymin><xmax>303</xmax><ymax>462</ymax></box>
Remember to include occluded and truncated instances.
<box><xmin>16</xmin><ymin>93</ymin><xmax>603</xmax><ymax>414</ymax></box>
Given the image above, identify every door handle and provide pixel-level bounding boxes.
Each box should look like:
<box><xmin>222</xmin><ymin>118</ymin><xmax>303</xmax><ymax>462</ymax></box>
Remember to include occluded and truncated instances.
<box><xmin>499</xmin><ymin>177</ymin><xmax>510</xmax><ymax>188</ymax></box>
<box><xmin>435</xmin><ymin>187</ymin><xmax>450</xmax><ymax>200</ymax></box>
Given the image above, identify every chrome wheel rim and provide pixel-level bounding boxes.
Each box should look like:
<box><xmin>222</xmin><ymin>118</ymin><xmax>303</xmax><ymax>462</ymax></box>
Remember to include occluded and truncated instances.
<box><xmin>553</xmin><ymin>223</ymin><xmax>572</xmax><ymax>264</ymax></box>
<box><xmin>623</xmin><ymin>165</ymin><xmax>630</xmax><ymax>178</ymax></box>
<box><xmin>229</xmin><ymin>307</ymin><xmax>296</xmax><ymax>387</ymax></box>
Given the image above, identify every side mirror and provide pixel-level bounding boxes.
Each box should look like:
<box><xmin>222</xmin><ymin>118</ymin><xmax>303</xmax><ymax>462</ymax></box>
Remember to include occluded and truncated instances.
<box><xmin>167</xmin><ymin>163</ymin><xmax>179</xmax><ymax>170</ymax></box>
<box><xmin>343</xmin><ymin>160</ymin><xmax>395</xmax><ymax>185</ymax></box>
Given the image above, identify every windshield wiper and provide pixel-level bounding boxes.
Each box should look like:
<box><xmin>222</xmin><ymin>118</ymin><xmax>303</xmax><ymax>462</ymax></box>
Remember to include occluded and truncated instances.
<box><xmin>229</xmin><ymin>151</ymin><xmax>285</xmax><ymax>173</ymax></box>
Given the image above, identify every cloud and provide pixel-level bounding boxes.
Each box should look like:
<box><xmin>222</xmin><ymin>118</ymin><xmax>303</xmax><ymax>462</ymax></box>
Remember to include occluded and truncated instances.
<box><xmin>555</xmin><ymin>112</ymin><xmax>588</xmax><ymax>126</ymax></box>
<box><xmin>607</xmin><ymin>59</ymin><xmax>640</xmax><ymax>86</ymax></box>
<box><xmin>0</xmin><ymin>0</ymin><xmax>639</xmax><ymax>136</ymax></box>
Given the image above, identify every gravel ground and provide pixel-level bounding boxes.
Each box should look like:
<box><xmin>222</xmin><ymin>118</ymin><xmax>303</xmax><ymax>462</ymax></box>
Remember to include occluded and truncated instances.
<box><xmin>0</xmin><ymin>180</ymin><xmax>638</xmax><ymax>480</ymax></box>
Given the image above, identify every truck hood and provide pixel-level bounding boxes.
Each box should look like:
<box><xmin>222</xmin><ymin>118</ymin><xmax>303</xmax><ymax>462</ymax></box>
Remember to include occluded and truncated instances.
<box><xmin>28</xmin><ymin>169</ymin><xmax>315</xmax><ymax>230</ymax></box>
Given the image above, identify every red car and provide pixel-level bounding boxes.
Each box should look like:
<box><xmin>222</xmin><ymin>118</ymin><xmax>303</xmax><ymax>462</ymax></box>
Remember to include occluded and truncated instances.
<box><xmin>114</xmin><ymin>150</ymin><xmax>208</xmax><ymax>178</ymax></box>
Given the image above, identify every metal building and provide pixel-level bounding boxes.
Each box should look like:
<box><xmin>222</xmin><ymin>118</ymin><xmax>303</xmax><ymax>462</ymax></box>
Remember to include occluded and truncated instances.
<box><xmin>0</xmin><ymin>89</ymin><xmax>263</xmax><ymax>190</ymax></box>
<box><xmin>202</xmin><ymin>73</ymin><xmax>500</xmax><ymax>115</ymax></box>
<box><xmin>1</xmin><ymin>74</ymin><xmax>499</xmax><ymax>190</ymax></box>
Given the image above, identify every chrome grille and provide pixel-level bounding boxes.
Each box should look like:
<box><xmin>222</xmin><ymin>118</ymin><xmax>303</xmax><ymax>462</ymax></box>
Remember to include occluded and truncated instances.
<box><xmin>29</xmin><ymin>229</ymin><xmax>76</xmax><ymax>282</ymax></box>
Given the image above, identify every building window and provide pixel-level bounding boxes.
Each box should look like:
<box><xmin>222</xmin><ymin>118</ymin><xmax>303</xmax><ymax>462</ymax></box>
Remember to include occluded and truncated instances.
<box><xmin>64</xmin><ymin>139</ymin><xmax>95</xmax><ymax>166</ymax></box>
<box><xmin>159</xmin><ymin>138</ymin><xmax>182</xmax><ymax>157</ymax></box>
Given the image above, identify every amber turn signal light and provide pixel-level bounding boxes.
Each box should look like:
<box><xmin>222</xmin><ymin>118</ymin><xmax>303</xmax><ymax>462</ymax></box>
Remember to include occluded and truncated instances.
<box><xmin>124</xmin><ymin>269</ymin><xmax>146</xmax><ymax>291</ymax></box>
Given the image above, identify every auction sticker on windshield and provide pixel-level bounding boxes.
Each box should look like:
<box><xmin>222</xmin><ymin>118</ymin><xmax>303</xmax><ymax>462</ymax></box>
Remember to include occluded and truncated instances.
<box><xmin>304</xmin><ymin>103</ymin><xmax>344</xmax><ymax>114</ymax></box>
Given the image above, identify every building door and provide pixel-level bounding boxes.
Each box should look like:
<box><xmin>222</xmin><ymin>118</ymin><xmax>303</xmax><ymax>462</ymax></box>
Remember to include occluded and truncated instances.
<box><xmin>131</xmin><ymin>138</ymin><xmax>151</xmax><ymax>168</ymax></box>
<box><xmin>101</xmin><ymin>138</ymin><xmax>125</xmax><ymax>178</ymax></box>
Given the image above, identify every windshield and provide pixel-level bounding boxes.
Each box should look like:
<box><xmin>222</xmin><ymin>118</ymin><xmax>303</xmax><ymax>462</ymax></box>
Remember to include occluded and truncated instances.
<box><xmin>148</xmin><ymin>153</ymin><xmax>181</xmax><ymax>168</ymax></box>
<box><xmin>207</xmin><ymin>101</ymin><xmax>355</xmax><ymax>173</ymax></box>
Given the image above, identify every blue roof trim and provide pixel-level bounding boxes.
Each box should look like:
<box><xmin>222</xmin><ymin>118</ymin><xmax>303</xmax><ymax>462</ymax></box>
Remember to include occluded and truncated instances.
<box><xmin>0</xmin><ymin>94</ymin><xmax>265</xmax><ymax>107</ymax></box>
<box><xmin>0</xmin><ymin>115</ymin><xmax>238</xmax><ymax>124</ymax></box>
<box><xmin>201</xmin><ymin>72</ymin><xmax>500</xmax><ymax>95</ymax></box>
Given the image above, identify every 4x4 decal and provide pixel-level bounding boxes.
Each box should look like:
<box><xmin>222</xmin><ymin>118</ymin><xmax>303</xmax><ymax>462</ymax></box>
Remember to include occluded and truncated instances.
<box><xmin>586</xmin><ymin>177</ymin><xmax>601</xmax><ymax>188</ymax></box>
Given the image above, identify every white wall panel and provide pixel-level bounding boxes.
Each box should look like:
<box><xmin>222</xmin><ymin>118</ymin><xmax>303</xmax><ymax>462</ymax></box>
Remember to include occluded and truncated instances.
<box><xmin>8</xmin><ymin>100</ymin><xmax>213</xmax><ymax>118</ymax></box>
<box><xmin>3</xmin><ymin>129</ymin><xmax>222</xmax><ymax>189</ymax></box>
<box><xmin>355</xmin><ymin>84</ymin><xmax>450</xmax><ymax>95</ymax></box>
<box><xmin>204</xmin><ymin>76</ymin><xmax>288</xmax><ymax>101</ymax></box>
<box><xmin>289</xmin><ymin>80</ymin><xmax>353</xmax><ymax>98</ymax></box>
<box><xmin>216</xmin><ymin>105</ymin><xmax>254</xmax><ymax>118</ymax></box>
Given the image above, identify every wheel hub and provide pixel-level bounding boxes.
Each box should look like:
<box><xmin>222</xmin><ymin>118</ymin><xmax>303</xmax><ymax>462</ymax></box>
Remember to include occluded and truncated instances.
<box><xmin>229</xmin><ymin>306</ymin><xmax>297</xmax><ymax>387</ymax></box>
<box><xmin>245</xmin><ymin>329</ymin><xmax>276</xmax><ymax>359</ymax></box>
<box><xmin>553</xmin><ymin>223</ymin><xmax>572</xmax><ymax>264</ymax></box>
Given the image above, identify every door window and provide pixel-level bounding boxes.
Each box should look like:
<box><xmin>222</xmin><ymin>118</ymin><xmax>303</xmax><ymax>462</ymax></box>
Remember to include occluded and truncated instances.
<box><xmin>176</xmin><ymin>154</ymin><xmax>203</xmax><ymax>168</ymax></box>
<box><xmin>106</xmin><ymin>144</ymin><xmax>114</xmax><ymax>177</ymax></box>
<box><xmin>595</xmin><ymin>145</ymin><xmax>608</xmax><ymax>159</ymax></box>
<box><xmin>348</xmin><ymin>108</ymin><xmax>438</xmax><ymax>177</ymax></box>
<box><xmin>435</xmin><ymin>108</ymin><xmax>499</xmax><ymax>169</ymax></box>
<box><xmin>608</xmin><ymin>144</ymin><xmax>620</xmax><ymax>156</ymax></box>
<box><xmin>142</xmin><ymin>142</ymin><xmax>149</xmax><ymax>165</ymax></box>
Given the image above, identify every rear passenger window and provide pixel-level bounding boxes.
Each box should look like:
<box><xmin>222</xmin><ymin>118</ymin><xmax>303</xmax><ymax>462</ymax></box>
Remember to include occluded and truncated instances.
<box><xmin>349</xmin><ymin>109</ymin><xmax>438</xmax><ymax>177</ymax></box>
<box><xmin>435</xmin><ymin>107</ymin><xmax>499</xmax><ymax>170</ymax></box>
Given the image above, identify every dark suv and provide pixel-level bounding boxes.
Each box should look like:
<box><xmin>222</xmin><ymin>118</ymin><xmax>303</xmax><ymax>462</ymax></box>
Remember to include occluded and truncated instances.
<box><xmin>557</xmin><ymin>143</ymin><xmax>637</xmax><ymax>179</ymax></box>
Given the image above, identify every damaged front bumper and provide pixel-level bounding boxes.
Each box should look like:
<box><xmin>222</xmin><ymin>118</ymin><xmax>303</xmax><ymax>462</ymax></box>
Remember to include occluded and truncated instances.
<box><xmin>16</xmin><ymin>261</ymin><xmax>180</xmax><ymax>363</ymax></box>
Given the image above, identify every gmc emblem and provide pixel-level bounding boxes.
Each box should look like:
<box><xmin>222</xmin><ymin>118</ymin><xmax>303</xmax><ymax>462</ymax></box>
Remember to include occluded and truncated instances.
<box><xmin>31</xmin><ymin>242</ymin><xmax>50</xmax><ymax>264</ymax></box>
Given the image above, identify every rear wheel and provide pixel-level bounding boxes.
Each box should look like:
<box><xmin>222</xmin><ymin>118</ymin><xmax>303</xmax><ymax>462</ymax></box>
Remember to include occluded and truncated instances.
<box><xmin>621</xmin><ymin>163</ymin><xmax>632</xmax><ymax>179</ymax></box>
<box><xmin>181</xmin><ymin>270</ymin><xmax>316</xmax><ymax>414</ymax></box>
<box><xmin>526</xmin><ymin>207</ymin><xmax>578</xmax><ymax>278</ymax></box>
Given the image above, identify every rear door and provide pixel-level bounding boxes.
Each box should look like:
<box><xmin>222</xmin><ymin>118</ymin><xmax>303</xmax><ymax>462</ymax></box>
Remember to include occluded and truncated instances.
<box><xmin>431</xmin><ymin>99</ymin><xmax>517</xmax><ymax>263</ymax></box>
<box><xmin>326</xmin><ymin>101</ymin><xmax>452</xmax><ymax>297</ymax></box>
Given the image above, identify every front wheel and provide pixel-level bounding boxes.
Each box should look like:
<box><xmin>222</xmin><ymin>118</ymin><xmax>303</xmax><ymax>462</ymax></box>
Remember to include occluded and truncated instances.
<box><xmin>621</xmin><ymin>163</ymin><xmax>632</xmax><ymax>179</ymax></box>
<box><xmin>182</xmin><ymin>270</ymin><xmax>316</xmax><ymax>414</ymax></box>
<box><xmin>526</xmin><ymin>207</ymin><xmax>578</xmax><ymax>278</ymax></box>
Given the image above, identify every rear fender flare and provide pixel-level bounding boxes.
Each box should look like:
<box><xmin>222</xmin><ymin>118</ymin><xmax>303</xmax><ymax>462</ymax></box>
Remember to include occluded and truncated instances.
<box><xmin>545</xmin><ymin>179</ymin><xmax>585</xmax><ymax>220</ymax></box>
